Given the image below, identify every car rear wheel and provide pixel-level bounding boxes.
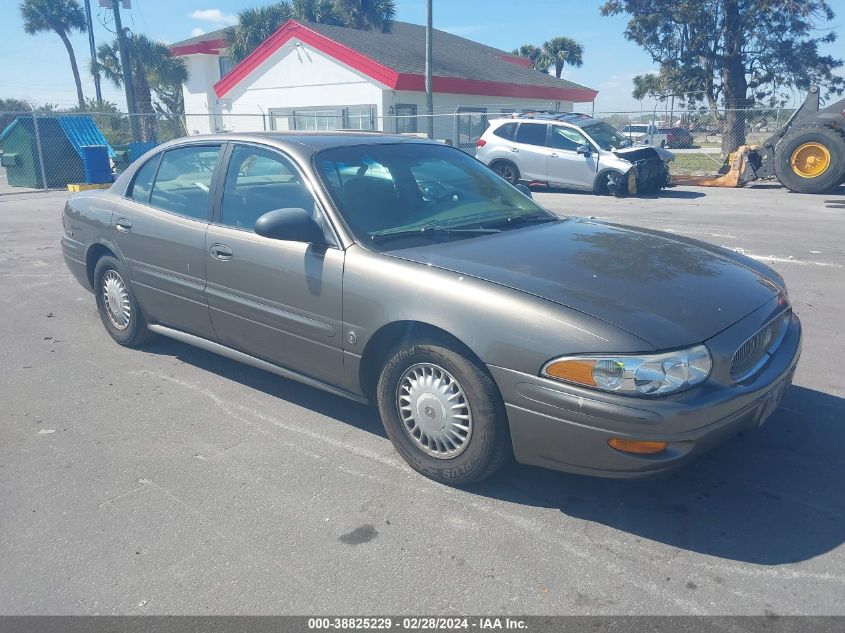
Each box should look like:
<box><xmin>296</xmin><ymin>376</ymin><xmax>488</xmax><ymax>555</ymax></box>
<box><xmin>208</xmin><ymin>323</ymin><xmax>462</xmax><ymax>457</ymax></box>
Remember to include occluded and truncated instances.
<box><xmin>376</xmin><ymin>340</ymin><xmax>511</xmax><ymax>485</ymax></box>
<box><xmin>490</xmin><ymin>160</ymin><xmax>520</xmax><ymax>185</ymax></box>
<box><xmin>93</xmin><ymin>255</ymin><xmax>153</xmax><ymax>347</ymax></box>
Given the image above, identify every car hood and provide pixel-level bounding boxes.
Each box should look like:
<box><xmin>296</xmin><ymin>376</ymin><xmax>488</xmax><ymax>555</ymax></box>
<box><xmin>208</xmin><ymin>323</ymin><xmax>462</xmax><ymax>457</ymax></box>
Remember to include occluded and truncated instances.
<box><xmin>613</xmin><ymin>146</ymin><xmax>674</xmax><ymax>163</ymax></box>
<box><xmin>387</xmin><ymin>219</ymin><xmax>782</xmax><ymax>350</ymax></box>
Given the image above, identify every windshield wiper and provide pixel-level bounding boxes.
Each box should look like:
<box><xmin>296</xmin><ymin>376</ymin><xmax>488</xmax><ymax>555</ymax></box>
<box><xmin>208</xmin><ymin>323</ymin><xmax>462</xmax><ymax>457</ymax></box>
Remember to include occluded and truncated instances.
<box><xmin>371</xmin><ymin>225</ymin><xmax>500</xmax><ymax>243</ymax></box>
<box><xmin>480</xmin><ymin>214</ymin><xmax>558</xmax><ymax>230</ymax></box>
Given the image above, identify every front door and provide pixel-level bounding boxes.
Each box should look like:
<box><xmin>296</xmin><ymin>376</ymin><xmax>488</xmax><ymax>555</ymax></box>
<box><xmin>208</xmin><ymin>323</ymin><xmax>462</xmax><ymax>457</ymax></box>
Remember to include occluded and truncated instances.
<box><xmin>113</xmin><ymin>144</ymin><xmax>222</xmax><ymax>339</ymax></box>
<box><xmin>204</xmin><ymin>143</ymin><xmax>345</xmax><ymax>386</ymax></box>
<box><xmin>545</xmin><ymin>125</ymin><xmax>598</xmax><ymax>189</ymax></box>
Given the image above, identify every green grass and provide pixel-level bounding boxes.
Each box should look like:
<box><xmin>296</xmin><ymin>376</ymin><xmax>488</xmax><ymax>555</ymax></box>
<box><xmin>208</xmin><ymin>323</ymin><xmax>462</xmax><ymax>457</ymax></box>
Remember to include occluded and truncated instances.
<box><xmin>671</xmin><ymin>153</ymin><xmax>726</xmax><ymax>176</ymax></box>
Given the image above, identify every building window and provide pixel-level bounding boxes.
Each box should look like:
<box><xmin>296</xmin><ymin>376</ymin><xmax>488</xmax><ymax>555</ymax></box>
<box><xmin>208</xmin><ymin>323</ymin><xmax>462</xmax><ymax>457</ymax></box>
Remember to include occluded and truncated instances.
<box><xmin>393</xmin><ymin>104</ymin><xmax>417</xmax><ymax>134</ymax></box>
<box><xmin>218</xmin><ymin>56</ymin><xmax>236</xmax><ymax>79</ymax></box>
<box><xmin>269</xmin><ymin>105</ymin><xmax>376</xmax><ymax>131</ymax></box>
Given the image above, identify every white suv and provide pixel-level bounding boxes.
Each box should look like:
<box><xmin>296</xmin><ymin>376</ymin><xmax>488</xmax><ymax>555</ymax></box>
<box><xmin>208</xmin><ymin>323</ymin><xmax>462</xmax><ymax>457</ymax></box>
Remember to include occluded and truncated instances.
<box><xmin>475</xmin><ymin>114</ymin><xmax>673</xmax><ymax>196</ymax></box>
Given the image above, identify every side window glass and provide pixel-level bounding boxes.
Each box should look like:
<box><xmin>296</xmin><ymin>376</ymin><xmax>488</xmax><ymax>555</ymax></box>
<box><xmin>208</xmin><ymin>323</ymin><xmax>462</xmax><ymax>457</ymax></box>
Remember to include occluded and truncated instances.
<box><xmin>493</xmin><ymin>122</ymin><xmax>518</xmax><ymax>141</ymax></box>
<box><xmin>220</xmin><ymin>145</ymin><xmax>319</xmax><ymax>231</ymax></box>
<box><xmin>149</xmin><ymin>146</ymin><xmax>220</xmax><ymax>220</ymax></box>
<box><xmin>128</xmin><ymin>156</ymin><xmax>159</xmax><ymax>203</ymax></box>
<box><xmin>549</xmin><ymin>126</ymin><xmax>589</xmax><ymax>151</ymax></box>
<box><xmin>515</xmin><ymin>123</ymin><xmax>547</xmax><ymax>146</ymax></box>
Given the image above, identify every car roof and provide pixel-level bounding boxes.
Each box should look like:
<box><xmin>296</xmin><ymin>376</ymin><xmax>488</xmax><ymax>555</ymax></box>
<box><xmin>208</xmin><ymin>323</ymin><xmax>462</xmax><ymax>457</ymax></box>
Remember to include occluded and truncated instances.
<box><xmin>161</xmin><ymin>131</ymin><xmax>441</xmax><ymax>154</ymax></box>
<box><xmin>489</xmin><ymin>113</ymin><xmax>602</xmax><ymax>130</ymax></box>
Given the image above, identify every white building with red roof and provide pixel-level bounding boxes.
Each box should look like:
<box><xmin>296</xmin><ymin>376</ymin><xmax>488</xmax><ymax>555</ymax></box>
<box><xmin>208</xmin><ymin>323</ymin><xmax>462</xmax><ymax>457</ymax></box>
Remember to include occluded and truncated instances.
<box><xmin>171</xmin><ymin>19</ymin><xmax>597</xmax><ymax>148</ymax></box>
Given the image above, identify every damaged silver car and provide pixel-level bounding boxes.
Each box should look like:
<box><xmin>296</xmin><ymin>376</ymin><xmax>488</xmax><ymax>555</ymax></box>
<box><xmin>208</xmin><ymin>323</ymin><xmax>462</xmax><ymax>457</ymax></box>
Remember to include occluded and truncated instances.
<box><xmin>475</xmin><ymin>113</ymin><xmax>673</xmax><ymax>196</ymax></box>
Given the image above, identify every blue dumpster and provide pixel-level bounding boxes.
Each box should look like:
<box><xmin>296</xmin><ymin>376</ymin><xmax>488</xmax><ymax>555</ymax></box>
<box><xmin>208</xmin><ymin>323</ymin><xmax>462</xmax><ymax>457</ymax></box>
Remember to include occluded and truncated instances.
<box><xmin>129</xmin><ymin>141</ymin><xmax>157</xmax><ymax>161</ymax></box>
<box><xmin>80</xmin><ymin>145</ymin><xmax>112</xmax><ymax>184</ymax></box>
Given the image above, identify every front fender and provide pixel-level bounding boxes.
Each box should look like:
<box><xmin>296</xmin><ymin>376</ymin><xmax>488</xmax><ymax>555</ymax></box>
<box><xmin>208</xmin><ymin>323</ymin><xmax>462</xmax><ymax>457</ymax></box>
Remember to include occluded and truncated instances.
<box><xmin>340</xmin><ymin>245</ymin><xmax>650</xmax><ymax>393</ymax></box>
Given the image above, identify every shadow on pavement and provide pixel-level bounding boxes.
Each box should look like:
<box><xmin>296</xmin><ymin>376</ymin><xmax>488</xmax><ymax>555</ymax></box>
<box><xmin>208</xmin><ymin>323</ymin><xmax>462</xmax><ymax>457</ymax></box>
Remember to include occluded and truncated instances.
<box><xmin>144</xmin><ymin>336</ymin><xmax>386</xmax><ymax>439</ymax></box>
<box><xmin>471</xmin><ymin>384</ymin><xmax>845</xmax><ymax>565</ymax></box>
<box><xmin>145</xmin><ymin>335</ymin><xmax>844</xmax><ymax>565</ymax></box>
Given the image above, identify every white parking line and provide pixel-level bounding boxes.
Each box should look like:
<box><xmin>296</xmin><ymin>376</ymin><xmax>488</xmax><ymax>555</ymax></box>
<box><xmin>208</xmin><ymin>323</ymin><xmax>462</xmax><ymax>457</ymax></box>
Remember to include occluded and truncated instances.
<box><xmin>725</xmin><ymin>249</ymin><xmax>842</xmax><ymax>268</ymax></box>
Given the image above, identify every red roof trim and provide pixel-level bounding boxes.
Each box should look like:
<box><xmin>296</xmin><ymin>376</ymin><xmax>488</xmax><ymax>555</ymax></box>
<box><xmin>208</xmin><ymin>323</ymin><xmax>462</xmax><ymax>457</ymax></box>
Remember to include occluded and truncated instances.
<box><xmin>214</xmin><ymin>20</ymin><xmax>399</xmax><ymax>98</ymax></box>
<box><xmin>394</xmin><ymin>74</ymin><xmax>597</xmax><ymax>101</ymax></box>
<box><xmin>212</xmin><ymin>19</ymin><xmax>597</xmax><ymax>102</ymax></box>
<box><xmin>171</xmin><ymin>38</ymin><xmax>227</xmax><ymax>56</ymax></box>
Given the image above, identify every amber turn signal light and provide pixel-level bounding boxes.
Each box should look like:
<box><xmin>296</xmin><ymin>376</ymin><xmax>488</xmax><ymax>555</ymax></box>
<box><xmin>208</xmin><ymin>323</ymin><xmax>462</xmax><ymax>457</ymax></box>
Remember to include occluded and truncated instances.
<box><xmin>543</xmin><ymin>359</ymin><xmax>597</xmax><ymax>386</ymax></box>
<box><xmin>608</xmin><ymin>438</ymin><xmax>668</xmax><ymax>454</ymax></box>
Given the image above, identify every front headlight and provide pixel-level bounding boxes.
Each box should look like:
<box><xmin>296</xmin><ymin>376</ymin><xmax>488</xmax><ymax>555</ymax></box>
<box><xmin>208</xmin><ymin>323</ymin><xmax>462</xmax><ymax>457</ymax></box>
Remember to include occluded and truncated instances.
<box><xmin>542</xmin><ymin>345</ymin><xmax>712</xmax><ymax>396</ymax></box>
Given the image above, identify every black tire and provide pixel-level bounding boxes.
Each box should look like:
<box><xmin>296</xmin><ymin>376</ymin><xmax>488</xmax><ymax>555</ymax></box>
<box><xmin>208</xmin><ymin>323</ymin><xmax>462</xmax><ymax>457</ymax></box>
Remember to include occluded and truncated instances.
<box><xmin>489</xmin><ymin>160</ymin><xmax>520</xmax><ymax>185</ymax></box>
<box><xmin>93</xmin><ymin>255</ymin><xmax>153</xmax><ymax>347</ymax></box>
<box><xmin>774</xmin><ymin>124</ymin><xmax>845</xmax><ymax>194</ymax></box>
<box><xmin>594</xmin><ymin>170</ymin><xmax>628</xmax><ymax>197</ymax></box>
<box><xmin>376</xmin><ymin>339</ymin><xmax>511</xmax><ymax>485</ymax></box>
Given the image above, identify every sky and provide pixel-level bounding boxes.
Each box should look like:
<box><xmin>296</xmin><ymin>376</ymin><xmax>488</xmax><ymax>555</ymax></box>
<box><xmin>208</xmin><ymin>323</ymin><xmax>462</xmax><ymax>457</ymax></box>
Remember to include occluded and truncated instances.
<box><xmin>2</xmin><ymin>0</ymin><xmax>844</xmax><ymax>113</ymax></box>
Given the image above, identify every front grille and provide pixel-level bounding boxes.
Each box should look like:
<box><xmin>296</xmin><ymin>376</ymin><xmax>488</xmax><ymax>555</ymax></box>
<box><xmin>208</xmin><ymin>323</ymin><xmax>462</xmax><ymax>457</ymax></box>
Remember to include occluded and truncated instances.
<box><xmin>730</xmin><ymin>309</ymin><xmax>790</xmax><ymax>380</ymax></box>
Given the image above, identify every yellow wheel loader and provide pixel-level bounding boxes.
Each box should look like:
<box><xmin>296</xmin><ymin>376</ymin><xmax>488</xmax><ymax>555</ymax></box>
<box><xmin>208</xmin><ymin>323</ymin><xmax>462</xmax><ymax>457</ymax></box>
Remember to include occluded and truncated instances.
<box><xmin>674</xmin><ymin>86</ymin><xmax>845</xmax><ymax>194</ymax></box>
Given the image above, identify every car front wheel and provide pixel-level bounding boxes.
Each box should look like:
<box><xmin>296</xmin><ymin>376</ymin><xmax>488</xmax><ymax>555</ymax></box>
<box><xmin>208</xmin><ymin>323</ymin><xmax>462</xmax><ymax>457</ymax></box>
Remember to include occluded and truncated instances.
<box><xmin>93</xmin><ymin>255</ymin><xmax>153</xmax><ymax>347</ymax></box>
<box><xmin>376</xmin><ymin>340</ymin><xmax>511</xmax><ymax>485</ymax></box>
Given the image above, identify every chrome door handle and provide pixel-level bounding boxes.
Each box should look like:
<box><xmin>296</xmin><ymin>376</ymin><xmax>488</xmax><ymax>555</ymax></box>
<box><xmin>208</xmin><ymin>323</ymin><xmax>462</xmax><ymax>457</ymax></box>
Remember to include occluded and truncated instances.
<box><xmin>549</xmin><ymin>153</ymin><xmax>559</xmax><ymax>158</ymax></box>
<box><xmin>115</xmin><ymin>218</ymin><xmax>132</xmax><ymax>233</ymax></box>
<box><xmin>209</xmin><ymin>243</ymin><xmax>233</xmax><ymax>261</ymax></box>
<box><xmin>510</xmin><ymin>147</ymin><xmax>519</xmax><ymax>153</ymax></box>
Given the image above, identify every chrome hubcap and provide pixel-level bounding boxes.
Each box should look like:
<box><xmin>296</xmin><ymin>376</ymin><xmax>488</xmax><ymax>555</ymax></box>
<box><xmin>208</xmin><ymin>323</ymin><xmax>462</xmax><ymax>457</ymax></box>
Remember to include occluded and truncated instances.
<box><xmin>101</xmin><ymin>270</ymin><xmax>131</xmax><ymax>330</ymax></box>
<box><xmin>397</xmin><ymin>363</ymin><xmax>472</xmax><ymax>459</ymax></box>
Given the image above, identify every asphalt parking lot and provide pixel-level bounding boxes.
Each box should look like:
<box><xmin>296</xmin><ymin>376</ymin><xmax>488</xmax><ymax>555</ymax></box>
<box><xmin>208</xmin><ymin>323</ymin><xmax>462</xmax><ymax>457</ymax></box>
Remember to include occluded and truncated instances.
<box><xmin>1</xmin><ymin>184</ymin><xmax>844</xmax><ymax>615</ymax></box>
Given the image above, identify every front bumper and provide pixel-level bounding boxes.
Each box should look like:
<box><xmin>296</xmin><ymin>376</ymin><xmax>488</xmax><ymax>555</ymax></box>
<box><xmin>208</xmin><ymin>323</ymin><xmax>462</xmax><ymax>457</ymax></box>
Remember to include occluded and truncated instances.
<box><xmin>630</xmin><ymin>159</ymin><xmax>670</xmax><ymax>193</ymax></box>
<box><xmin>489</xmin><ymin>312</ymin><xmax>802</xmax><ymax>478</ymax></box>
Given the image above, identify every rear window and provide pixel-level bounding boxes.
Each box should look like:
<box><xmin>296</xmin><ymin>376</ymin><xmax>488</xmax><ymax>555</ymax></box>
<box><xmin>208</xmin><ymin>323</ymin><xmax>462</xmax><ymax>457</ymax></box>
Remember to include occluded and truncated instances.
<box><xmin>493</xmin><ymin>122</ymin><xmax>518</xmax><ymax>141</ymax></box>
<box><xmin>128</xmin><ymin>156</ymin><xmax>160</xmax><ymax>203</ymax></box>
<box><xmin>515</xmin><ymin>123</ymin><xmax>547</xmax><ymax>146</ymax></box>
<box><xmin>149</xmin><ymin>145</ymin><xmax>221</xmax><ymax>220</ymax></box>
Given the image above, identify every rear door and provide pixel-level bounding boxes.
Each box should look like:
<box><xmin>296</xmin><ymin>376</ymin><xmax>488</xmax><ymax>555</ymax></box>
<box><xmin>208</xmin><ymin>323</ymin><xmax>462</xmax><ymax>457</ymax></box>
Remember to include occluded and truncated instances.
<box><xmin>545</xmin><ymin>125</ymin><xmax>598</xmax><ymax>189</ymax></box>
<box><xmin>511</xmin><ymin>122</ymin><xmax>551</xmax><ymax>182</ymax></box>
<box><xmin>113</xmin><ymin>144</ymin><xmax>222</xmax><ymax>339</ymax></box>
<box><xmin>204</xmin><ymin>143</ymin><xmax>345</xmax><ymax>386</ymax></box>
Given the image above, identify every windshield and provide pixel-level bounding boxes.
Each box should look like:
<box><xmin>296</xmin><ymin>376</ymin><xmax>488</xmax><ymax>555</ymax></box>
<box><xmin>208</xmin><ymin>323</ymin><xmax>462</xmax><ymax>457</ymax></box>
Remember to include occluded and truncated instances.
<box><xmin>584</xmin><ymin>122</ymin><xmax>633</xmax><ymax>150</ymax></box>
<box><xmin>315</xmin><ymin>143</ymin><xmax>556</xmax><ymax>249</ymax></box>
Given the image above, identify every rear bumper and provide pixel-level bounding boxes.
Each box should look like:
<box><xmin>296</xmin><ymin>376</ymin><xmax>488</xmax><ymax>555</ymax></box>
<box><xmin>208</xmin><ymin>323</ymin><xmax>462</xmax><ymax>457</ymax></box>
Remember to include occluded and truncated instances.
<box><xmin>61</xmin><ymin>236</ymin><xmax>92</xmax><ymax>292</ymax></box>
<box><xmin>489</xmin><ymin>314</ymin><xmax>802</xmax><ymax>478</ymax></box>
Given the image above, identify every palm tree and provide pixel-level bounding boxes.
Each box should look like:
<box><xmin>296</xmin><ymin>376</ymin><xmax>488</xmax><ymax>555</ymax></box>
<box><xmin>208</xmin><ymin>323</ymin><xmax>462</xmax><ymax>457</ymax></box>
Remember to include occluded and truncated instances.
<box><xmin>225</xmin><ymin>3</ymin><xmax>294</xmax><ymax>62</ymax></box>
<box><xmin>292</xmin><ymin>0</ymin><xmax>342</xmax><ymax>24</ymax></box>
<box><xmin>226</xmin><ymin>0</ymin><xmax>396</xmax><ymax>62</ymax></box>
<box><xmin>332</xmin><ymin>0</ymin><xmax>395</xmax><ymax>31</ymax></box>
<box><xmin>93</xmin><ymin>34</ymin><xmax>188</xmax><ymax>140</ymax></box>
<box><xmin>511</xmin><ymin>44</ymin><xmax>550</xmax><ymax>73</ymax></box>
<box><xmin>542</xmin><ymin>37</ymin><xmax>583</xmax><ymax>79</ymax></box>
<box><xmin>19</xmin><ymin>0</ymin><xmax>87</xmax><ymax>109</ymax></box>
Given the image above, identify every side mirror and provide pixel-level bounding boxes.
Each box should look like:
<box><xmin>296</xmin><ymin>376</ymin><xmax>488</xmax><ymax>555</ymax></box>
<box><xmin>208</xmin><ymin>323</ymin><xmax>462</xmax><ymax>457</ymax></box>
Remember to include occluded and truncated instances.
<box><xmin>515</xmin><ymin>183</ymin><xmax>533</xmax><ymax>198</ymax></box>
<box><xmin>254</xmin><ymin>208</ymin><xmax>326</xmax><ymax>244</ymax></box>
<box><xmin>576</xmin><ymin>145</ymin><xmax>592</xmax><ymax>156</ymax></box>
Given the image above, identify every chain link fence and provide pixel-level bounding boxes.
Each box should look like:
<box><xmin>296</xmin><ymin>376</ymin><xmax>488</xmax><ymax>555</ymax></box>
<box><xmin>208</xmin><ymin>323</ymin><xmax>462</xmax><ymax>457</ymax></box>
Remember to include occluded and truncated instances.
<box><xmin>0</xmin><ymin>106</ymin><xmax>794</xmax><ymax>195</ymax></box>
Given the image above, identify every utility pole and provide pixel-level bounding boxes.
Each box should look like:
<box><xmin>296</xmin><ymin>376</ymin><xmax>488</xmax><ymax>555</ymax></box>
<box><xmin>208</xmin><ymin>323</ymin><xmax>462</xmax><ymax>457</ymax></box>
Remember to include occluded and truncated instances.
<box><xmin>424</xmin><ymin>0</ymin><xmax>433</xmax><ymax>139</ymax></box>
<box><xmin>84</xmin><ymin>0</ymin><xmax>102</xmax><ymax>104</ymax></box>
<box><xmin>112</xmin><ymin>0</ymin><xmax>139</xmax><ymax>140</ymax></box>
